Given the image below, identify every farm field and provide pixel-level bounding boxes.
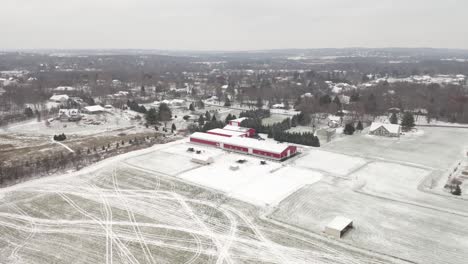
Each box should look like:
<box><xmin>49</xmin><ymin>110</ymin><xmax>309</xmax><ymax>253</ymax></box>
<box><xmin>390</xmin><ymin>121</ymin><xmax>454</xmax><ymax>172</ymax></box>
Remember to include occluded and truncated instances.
<box><xmin>1</xmin><ymin>123</ymin><xmax>468</xmax><ymax>264</ymax></box>
<box><xmin>0</xmin><ymin>141</ymin><xmax>402</xmax><ymax>264</ymax></box>
<box><xmin>270</xmin><ymin>127</ymin><xmax>468</xmax><ymax>264</ymax></box>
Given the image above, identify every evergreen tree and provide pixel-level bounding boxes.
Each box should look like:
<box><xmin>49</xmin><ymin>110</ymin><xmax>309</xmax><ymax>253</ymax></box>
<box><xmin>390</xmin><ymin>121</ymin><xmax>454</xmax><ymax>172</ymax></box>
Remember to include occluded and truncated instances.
<box><xmin>224</xmin><ymin>97</ymin><xmax>231</xmax><ymax>107</ymax></box>
<box><xmin>205</xmin><ymin>111</ymin><xmax>211</xmax><ymax>120</ymax></box>
<box><xmin>390</xmin><ymin>113</ymin><xmax>398</xmax><ymax>124</ymax></box>
<box><xmin>198</xmin><ymin>115</ymin><xmax>205</xmax><ymax>126</ymax></box>
<box><xmin>211</xmin><ymin>115</ymin><xmax>217</xmax><ymax>121</ymax></box>
<box><xmin>344</xmin><ymin>123</ymin><xmax>355</xmax><ymax>135</ymax></box>
<box><xmin>171</xmin><ymin>123</ymin><xmax>176</xmax><ymax>133</ymax></box>
<box><xmin>158</xmin><ymin>103</ymin><xmax>172</xmax><ymax>121</ymax></box>
<box><xmin>145</xmin><ymin>108</ymin><xmax>158</xmax><ymax>124</ymax></box>
<box><xmin>356</xmin><ymin>121</ymin><xmax>364</xmax><ymax>131</ymax></box>
<box><xmin>401</xmin><ymin>112</ymin><xmax>415</xmax><ymax>131</ymax></box>
<box><xmin>189</xmin><ymin>103</ymin><xmax>195</xmax><ymax>111</ymax></box>
<box><xmin>197</xmin><ymin>100</ymin><xmax>205</xmax><ymax>109</ymax></box>
<box><xmin>291</xmin><ymin>115</ymin><xmax>298</xmax><ymax>127</ymax></box>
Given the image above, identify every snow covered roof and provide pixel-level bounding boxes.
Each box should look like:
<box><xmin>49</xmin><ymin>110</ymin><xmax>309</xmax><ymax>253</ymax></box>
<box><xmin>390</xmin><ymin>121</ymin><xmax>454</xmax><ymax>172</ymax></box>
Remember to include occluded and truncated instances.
<box><xmin>230</xmin><ymin>117</ymin><xmax>248</xmax><ymax>123</ymax></box>
<box><xmin>84</xmin><ymin>105</ymin><xmax>105</xmax><ymax>112</ymax></box>
<box><xmin>326</xmin><ymin>216</ymin><xmax>353</xmax><ymax>231</ymax></box>
<box><xmin>207</xmin><ymin>128</ymin><xmax>247</xmax><ymax>137</ymax></box>
<box><xmin>191</xmin><ymin>132</ymin><xmax>292</xmax><ymax>154</ymax></box>
<box><xmin>50</xmin><ymin>94</ymin><xmax>69</xmax><ymax>101</ymax></box>
<box><xmin>54</xmin><ymin>86</ymin><xmax>76</xmax><ymax>91</ymax></box>
<box><xmin>369</xmin><ymin>122</ymin><xmax>401</xmax><ymax>134</ymax></box>
<box><xmin>223</xmin><ymin>125</ymin><xmax>252</xmax><ymax>132</ymax></box>
<box><xmin>272</xmin><ymin>103</ymin><xmax>285</xmax><ymax>109</ymax></box>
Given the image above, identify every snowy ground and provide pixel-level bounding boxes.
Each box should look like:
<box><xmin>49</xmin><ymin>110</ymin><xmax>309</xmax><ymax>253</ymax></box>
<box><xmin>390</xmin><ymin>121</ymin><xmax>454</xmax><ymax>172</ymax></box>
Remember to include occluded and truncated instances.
<box><xmin>261</xmin><ymin>114</ymin><xmax>288</xmax><ymax>125</ymax></box>
<box><xmin>0</xmin><ymin>141</ymin><xmax>401</xmax><ymax>264</ymax></box>
<box><xmin>271</xmin><ymin>127</ymin><xmax>468</xmax><ymax>264</ymax></box>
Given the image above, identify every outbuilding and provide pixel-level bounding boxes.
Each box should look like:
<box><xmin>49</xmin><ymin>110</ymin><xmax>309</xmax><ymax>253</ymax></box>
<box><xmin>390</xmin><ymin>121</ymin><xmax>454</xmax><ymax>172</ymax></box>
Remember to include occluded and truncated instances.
<box><xmin>324</xmin><ymin>216</ymin><xmax>353</xmax><ymax>239</ymax></box>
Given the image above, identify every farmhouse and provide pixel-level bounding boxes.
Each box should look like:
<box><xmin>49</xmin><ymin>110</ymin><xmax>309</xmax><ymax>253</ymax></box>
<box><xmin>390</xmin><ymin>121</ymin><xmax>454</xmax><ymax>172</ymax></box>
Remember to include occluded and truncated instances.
<box><xmin>228</xmin><ymin>117</ymin><xmax>248</xmax><ymax>127</ymax></box>
<box><xmin>369</xmin><ymin>122</ymin><xmax>401</xmax><ymax>137</ymax></box>
<box><xmin>206</xmin><ymin>128</ymin><xmax>247</xmax><ymax>137</ymax></box>
<box><xmin>223</xmin><ymin>124</ymin><xmax>256</xmax><ymax>137</ymax></box>
<box><xmin>190</xmin><ymin>132</ymin><xmax>297</xmax><ymax>161</ymax></box>
<box><xmin>324</xmin><ymin>216</ymin><xmax>353</xmax><ymax>239</ymax></box>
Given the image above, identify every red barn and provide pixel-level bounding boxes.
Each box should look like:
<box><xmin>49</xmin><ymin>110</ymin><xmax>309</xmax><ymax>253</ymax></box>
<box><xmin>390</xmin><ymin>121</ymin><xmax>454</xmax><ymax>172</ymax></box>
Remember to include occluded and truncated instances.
<box><xmin>190</xmin><ymin>132</ymin><xmax>297</xmax><ymax>161</ymax></box>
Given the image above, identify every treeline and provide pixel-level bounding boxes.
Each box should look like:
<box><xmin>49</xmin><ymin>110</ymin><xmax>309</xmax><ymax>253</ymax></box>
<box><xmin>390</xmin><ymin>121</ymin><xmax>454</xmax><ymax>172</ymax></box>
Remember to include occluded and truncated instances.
<box><xmin>0</xmin><ymin>134</ymin><xmax>171</xmax><ymax>188</ymax></box>
<box><xmin>239</xmin><ymin>109</ymin><xmax>270</xmax><ymax>119</ymax></box>
<box><xmin>240</xmin><ymin>114</ymin><xmax>320</xmax><ymax>147</ymax></box>
<box><xmin>274</xmin><ymin>131</ymin><xmax>320</xmax><ymax>147</ymax></box>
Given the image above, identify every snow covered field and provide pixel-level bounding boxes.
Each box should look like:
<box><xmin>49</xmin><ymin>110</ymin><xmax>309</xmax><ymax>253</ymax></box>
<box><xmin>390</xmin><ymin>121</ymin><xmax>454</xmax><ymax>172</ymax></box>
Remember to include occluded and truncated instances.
<box><xmin>294</xmin><ymin>149</ymin><xmax>367</xmax><ymax>177</ymax></box>
<box><xmin>0</xmin><ymin>141</ymin><xmax>400</xmax><ymax>264</ymax></box>
<box><xmin>270</xmin><ymin>127</ymin><xmax>468</xmax><ymax>264</ymax></box>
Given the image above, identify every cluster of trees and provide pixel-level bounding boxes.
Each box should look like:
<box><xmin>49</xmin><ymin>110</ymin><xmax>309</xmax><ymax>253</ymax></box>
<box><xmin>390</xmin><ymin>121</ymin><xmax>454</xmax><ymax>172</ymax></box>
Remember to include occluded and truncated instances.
<box><xmin>127</xmin><ymin>100</ymin><xmax>147</xmax><ymax>114</ymax></box>
<box><xmin>273</xmin><ymin>132</ymin><xmax>320</xmax><ymax>147</ymax></box>
<box><xmin>225</xmin><ymin>113</ymin><xmax>238</xmax><ymax>124</ymax></box>
<box><xmin>53</xmin><ymin>133</ymin><xmax>67</xmax><ymax>141</ymax></box>
<box><xmin>291</xmin><ymin>112</ymin><xmax>311</xmax><ymax>127</ymax></box>
<box><xmin>239</xmin><ymin>109</ymin><xmax>270</xmax><ymax>119</ymax></box>
<box><xmin>145</xmin><ymin>103</ymin><xmax>172</xmax><ymax>125</ymax></box>
<box><xmin>344</xmin><ymin>121</ymin><xmax>364</xmax><ymax>135</ymax></box>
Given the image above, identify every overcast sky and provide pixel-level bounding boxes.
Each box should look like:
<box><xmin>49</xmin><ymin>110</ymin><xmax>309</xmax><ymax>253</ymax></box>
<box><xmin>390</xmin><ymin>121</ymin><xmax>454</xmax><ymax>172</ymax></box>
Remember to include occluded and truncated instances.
<box><xmin>1</xmin><ymin>0</ymin><xmax>467</xmax><ymax>50</ymax></box>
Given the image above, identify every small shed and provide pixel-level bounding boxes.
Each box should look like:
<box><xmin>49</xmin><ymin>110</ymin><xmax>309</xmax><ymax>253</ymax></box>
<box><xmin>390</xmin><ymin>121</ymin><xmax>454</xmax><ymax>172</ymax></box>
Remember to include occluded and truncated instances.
<box><xmin>191</xmin><ymin>155</ymin><xmax>214</xmax><ymax>165</ymax></box>
<box><xmin>324</xmin><ymin>216</ymin><xmax>353</xmax><ymax>239</ymax></box>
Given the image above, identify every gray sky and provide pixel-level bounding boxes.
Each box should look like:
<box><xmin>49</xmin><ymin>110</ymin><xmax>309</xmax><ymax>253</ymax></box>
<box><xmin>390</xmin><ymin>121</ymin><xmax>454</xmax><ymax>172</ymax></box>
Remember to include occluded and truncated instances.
<box><xmin>1</xmin><ymin>0</ymin><xmax>467</xmax><ymax>50</ymax></box>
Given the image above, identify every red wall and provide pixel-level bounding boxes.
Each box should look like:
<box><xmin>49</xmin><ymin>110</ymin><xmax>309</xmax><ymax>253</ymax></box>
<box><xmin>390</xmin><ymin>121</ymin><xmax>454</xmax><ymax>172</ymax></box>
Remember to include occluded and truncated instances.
<box><xmin>252</xmin><ymin>149</ymin><xmax>281</xmax><ymax>159</ymax></box>
<box><xmin>223</xmin><ymin>143</ymin><xmax>248</xmax><ymax>152</ymax></box>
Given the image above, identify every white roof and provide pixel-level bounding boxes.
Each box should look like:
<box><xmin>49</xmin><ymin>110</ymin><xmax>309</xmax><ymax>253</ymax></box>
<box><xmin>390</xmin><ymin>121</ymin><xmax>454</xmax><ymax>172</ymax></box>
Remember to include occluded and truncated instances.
<box><xmin>272</xmin><ymin>103</ymin><xmax>285</xmax><ymax>108</ymax></box>
<box><xmin>230</xmin><ymin>117</ymin><xmax>247</xmax><ymax>123</ymax></box>
<box><xmin>191</xmin><ymin>132</ymin><xmax>291</xmax><ymax>154</ymax></box>
<box><xmin>84</xmin><ymin>105</ymin><xmax>105</xmax><ymax>112</ymax></box>
<box><xmin>369</xmin><ymin>122</ymin><xmax>401</xmax><ymax>134</ymax></box>
<box><xmin>223</xmin><ymin>125</ymin><xmax>251</xmax><ymax>132</ymax></box>
<box><xmin>50</xmin><ymin>94</ymin><xmax>69</xmax><ymax>101</ymax></box>
<box><xmin>326</xmin><ymin>216</ymin><xmax>353</xmax><ymax>231</ymax></box>
<box><xmin>207</xmin><ymin>128</ymin><xmax>246</xmax><ymax>137</ymax></box>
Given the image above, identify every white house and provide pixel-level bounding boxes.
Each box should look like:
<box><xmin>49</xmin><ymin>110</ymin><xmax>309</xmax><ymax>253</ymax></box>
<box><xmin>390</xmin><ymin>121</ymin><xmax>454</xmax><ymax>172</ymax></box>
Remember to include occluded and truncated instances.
<box><xmin>369</xmin><ymin>122</ymin><xmax>401</xmax><ymax>137</ymax></box>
